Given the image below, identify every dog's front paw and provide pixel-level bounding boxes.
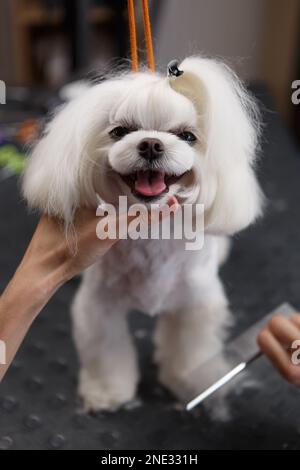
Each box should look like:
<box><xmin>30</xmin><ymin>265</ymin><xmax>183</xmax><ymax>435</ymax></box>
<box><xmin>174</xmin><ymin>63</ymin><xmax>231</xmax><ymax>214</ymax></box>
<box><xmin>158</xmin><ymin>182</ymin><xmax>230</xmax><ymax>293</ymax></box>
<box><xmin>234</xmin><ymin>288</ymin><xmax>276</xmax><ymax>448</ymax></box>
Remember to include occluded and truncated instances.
<box><xmin>79</xmin><ymin>368</ymin><xmax>137</xmax><ymax>412</ymax></box>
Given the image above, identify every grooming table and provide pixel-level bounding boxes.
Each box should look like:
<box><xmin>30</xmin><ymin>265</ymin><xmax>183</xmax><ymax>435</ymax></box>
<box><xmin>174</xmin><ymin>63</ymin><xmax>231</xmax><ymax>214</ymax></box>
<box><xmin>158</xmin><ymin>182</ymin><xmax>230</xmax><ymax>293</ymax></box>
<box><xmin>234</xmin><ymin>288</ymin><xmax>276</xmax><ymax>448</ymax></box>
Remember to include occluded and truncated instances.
<box><xmin>1</xmin><ymin>86</ymin><xmax>300</xmax><ymax>450</ymax></box>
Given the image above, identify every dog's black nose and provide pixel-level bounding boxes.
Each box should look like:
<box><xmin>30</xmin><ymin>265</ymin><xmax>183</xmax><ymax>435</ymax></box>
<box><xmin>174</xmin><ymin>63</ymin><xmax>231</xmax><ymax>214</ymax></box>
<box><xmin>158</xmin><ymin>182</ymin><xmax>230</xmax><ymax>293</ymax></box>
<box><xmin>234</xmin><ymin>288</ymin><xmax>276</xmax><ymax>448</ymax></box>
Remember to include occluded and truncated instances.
<box><xmin>138</xmin><ymin>138</ymin><xmax>164</xmax><ymax>160</ymax></box>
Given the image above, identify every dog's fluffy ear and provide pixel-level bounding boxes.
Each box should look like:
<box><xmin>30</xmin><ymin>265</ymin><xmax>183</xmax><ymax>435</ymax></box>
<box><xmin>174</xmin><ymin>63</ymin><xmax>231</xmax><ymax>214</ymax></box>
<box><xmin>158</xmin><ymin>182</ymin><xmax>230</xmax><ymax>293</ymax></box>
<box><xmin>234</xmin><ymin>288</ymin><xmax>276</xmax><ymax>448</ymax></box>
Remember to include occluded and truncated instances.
<box><xmin>170</xmin><ymin>56</ymin><xmax>264</xmax><ymax>235</ymax></box>
<box><xmin>22</xmin><ymin>87</ymin><xmax>101</xmax><ymax>225</ymax></box>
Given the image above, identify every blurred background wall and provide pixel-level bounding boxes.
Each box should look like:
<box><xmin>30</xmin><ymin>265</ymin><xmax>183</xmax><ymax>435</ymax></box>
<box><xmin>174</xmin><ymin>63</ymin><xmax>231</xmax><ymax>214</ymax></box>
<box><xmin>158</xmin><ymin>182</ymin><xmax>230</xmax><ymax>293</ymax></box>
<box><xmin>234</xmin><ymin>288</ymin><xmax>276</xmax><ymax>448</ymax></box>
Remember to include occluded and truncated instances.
<box><xmin>155</xmin><ymin>0</ymin><xmax>300</xmax><ymax>124</ymax></box>
<box><xmin>155</xmin><ymin>0</ymin><xmax>267</xmax><ymax>82</ymax></box>
<box><xmin>0</xmin><ymin>0</ymin><xmax>300</xmax><ymax>126</ymax></box>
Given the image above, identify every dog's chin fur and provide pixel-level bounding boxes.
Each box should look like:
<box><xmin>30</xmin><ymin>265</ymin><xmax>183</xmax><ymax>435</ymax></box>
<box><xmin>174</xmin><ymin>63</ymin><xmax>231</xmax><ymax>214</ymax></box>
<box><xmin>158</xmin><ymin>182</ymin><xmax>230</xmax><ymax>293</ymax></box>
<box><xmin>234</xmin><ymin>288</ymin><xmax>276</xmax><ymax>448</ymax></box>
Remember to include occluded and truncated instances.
<box><xmin>22</xmin><ymin>56</ymin><xmax>264</xmax><ymax>416</ymax></box>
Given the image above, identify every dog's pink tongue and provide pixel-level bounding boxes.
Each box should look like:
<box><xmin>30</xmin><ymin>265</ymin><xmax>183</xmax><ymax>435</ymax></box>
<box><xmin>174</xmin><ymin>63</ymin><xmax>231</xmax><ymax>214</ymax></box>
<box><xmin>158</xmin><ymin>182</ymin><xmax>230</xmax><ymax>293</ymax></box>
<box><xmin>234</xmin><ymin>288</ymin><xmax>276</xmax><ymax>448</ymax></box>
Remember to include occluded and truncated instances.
<box><xmin>135</xmin><ymin>170</ymin><xmax>166</xmax><ymax>196</ymax></box>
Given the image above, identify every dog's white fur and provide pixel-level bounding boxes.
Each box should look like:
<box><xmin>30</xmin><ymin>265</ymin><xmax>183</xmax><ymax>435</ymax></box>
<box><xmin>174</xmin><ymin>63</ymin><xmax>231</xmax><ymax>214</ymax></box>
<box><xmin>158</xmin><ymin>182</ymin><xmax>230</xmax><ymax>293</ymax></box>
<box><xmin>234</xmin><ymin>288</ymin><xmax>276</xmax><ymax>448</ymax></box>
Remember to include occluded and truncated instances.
<box><xmin>23</xmin><ymin>57</ymin><xmax>263</xmax><ymax>411</ymax></box>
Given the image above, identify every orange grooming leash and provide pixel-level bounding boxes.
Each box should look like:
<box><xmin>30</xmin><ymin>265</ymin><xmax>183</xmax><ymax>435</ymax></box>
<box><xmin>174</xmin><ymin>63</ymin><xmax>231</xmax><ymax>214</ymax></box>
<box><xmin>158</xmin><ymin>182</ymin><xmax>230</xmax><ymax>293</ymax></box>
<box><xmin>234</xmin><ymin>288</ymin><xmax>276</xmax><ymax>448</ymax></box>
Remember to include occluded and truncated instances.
<box><xmin>127</xmin><ymin>0</ymin><xmax>155</xmax><ymax>72</ymax></box>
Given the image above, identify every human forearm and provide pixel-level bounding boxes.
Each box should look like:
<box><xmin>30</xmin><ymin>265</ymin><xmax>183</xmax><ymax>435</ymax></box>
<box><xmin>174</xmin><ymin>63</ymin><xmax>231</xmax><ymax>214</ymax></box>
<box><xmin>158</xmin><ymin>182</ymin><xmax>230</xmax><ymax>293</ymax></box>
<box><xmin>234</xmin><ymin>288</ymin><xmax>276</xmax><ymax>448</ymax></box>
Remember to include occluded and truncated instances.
<box><xmin>0</xmin><ymin>245</ymin><xmax>67</xmax><ymax>381</ymax></box>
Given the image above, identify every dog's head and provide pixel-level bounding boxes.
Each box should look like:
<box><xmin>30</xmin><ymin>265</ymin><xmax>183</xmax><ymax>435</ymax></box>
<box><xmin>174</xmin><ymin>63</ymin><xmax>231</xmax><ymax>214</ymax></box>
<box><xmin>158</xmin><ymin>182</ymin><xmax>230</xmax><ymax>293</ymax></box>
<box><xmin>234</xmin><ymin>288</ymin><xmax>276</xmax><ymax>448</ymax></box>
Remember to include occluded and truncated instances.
<box><xmin>23</xmin><ymin>56</ymin><xmax>263</xmax><ymax>235</ymax></box>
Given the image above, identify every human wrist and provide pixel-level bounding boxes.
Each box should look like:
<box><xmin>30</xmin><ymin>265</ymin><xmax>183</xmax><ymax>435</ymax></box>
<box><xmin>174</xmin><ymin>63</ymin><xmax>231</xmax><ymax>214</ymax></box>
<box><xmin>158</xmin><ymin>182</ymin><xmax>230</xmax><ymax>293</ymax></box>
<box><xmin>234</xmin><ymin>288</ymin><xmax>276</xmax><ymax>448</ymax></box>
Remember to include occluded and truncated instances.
<box><xmin>23</xmin><ymin>256</ymin><xmax>68</xmax><ymax>308</ymax></box>
<box><xmin>2</xmin><ymin>248</ymin><xmax>68</xmax><ymax>320</ymax></box>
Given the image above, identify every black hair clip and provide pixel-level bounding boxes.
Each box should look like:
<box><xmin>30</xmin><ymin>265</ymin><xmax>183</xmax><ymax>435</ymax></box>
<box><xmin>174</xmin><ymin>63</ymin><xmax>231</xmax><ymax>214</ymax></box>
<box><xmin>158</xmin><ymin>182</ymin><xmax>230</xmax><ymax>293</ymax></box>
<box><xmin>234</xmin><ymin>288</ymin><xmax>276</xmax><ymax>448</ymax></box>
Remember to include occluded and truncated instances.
<box><xmin>167</xmin><ymin>60</ymin><xmax>184</xmax><ymax>78</ymax></box>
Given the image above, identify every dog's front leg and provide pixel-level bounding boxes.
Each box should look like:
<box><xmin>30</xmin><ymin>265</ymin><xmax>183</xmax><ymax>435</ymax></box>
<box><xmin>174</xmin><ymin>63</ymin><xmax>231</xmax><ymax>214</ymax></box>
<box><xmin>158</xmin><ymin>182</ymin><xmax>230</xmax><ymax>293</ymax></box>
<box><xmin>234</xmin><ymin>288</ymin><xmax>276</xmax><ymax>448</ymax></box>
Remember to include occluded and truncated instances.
<box><xmin>71</xmin><ymin>281</ymin><xmax>139</xmax><ymax>412</ymax></box>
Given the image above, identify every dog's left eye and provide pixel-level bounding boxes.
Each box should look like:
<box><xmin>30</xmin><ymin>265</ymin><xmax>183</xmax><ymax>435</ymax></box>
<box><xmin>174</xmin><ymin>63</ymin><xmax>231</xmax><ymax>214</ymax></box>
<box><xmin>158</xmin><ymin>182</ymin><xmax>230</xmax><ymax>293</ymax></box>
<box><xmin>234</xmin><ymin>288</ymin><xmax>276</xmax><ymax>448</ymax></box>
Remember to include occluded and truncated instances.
<box><xmin>109</xmin><ymin>126</ymin><xmax>130</xmax><ymax>139</ymax></box>
<box><xmin>177</xmin><ymin>131</ymin><xmax>197</xmax><ymax>143</ymax></box>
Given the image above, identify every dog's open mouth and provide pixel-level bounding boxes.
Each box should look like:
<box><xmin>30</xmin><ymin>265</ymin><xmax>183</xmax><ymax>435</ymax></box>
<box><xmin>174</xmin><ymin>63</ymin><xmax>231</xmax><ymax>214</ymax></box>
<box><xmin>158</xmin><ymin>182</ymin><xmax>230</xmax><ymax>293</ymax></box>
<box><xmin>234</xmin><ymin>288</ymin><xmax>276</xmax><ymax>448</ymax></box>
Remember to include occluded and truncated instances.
<box><xmin>120</xmin><ymin>170</ymin><xmax>184</xmax><ymax>200</ymax></box>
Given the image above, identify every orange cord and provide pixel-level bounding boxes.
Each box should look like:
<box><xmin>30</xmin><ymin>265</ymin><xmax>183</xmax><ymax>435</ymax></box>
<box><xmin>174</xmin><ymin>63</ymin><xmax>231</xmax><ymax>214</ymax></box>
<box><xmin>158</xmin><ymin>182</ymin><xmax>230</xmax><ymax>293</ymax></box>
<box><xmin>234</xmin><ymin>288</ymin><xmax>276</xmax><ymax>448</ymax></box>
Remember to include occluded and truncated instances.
<box><xmin>127</xmin><ymin>0</ymin><xmax>155</xmax><ymax>72</ymax></box>
<box><xmin>142</xmin><ymin>0</ymin><xmax>155</xmax><ymax>72</ymax></box>
<box><xmin>127</xmin><ymin>0</ymin><xmax>139</xmax><ymax>72</ymax></box>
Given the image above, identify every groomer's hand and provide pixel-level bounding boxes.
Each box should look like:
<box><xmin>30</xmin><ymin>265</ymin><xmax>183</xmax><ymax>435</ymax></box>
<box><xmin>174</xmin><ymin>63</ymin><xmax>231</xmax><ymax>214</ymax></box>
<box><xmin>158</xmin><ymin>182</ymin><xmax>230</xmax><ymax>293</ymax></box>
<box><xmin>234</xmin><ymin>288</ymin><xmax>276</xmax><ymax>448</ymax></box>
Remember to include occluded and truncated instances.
<box><xmin>257</xmin><ymin>314</ymin><xmax>300</xmax><ymax>387</ymax></box>
<box><xmin>0</xmin><ymin>196</ymin><xmax>178</xmax><ymax>380</ymax></box>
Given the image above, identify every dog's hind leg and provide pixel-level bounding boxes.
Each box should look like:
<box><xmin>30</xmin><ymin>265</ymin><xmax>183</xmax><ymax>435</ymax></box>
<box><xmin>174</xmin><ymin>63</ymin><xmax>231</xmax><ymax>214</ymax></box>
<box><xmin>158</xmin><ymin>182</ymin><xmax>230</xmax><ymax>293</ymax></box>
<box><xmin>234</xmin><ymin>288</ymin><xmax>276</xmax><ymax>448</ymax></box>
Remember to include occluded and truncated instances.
<box><xmin>71</xmin><ymin>275</ymin><xmax>139</xmax><ymax>412</ymax></box>
<box><xmin>217</xmin><ymin>236</ymin><xmax>231</xmax><ymax>266</ymax></box>
<box><xmin>154</xmin><ymin>275</ymin><xmax>233</xmax><ymax>419</ymax></box>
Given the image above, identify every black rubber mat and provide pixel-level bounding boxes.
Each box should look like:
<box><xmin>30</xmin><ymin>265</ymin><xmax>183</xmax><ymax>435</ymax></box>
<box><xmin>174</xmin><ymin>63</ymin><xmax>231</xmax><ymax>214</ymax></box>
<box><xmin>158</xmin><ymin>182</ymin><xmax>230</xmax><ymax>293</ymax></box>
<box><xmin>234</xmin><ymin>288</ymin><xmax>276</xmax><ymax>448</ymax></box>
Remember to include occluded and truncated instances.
<box><xmin>1</xmin><ymin>87</ymin><xmax>300</xmax><ymax>450</ymax></box>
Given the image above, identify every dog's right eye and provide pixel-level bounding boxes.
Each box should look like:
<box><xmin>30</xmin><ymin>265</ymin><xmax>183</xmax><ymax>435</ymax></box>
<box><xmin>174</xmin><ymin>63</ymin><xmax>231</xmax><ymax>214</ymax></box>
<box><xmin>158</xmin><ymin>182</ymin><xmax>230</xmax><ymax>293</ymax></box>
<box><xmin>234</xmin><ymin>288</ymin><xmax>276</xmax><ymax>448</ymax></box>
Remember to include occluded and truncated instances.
<box><xmin>109</xmin><ymin>126</ymin><xmax>130</xmax><ymax>139</ymax></box>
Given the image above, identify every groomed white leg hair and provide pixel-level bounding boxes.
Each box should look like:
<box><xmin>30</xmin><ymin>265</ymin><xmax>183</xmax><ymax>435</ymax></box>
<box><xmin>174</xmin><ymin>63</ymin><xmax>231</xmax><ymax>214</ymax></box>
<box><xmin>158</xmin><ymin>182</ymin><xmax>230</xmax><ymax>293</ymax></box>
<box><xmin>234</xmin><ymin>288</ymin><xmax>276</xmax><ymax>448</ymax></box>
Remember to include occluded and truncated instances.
<box><xmin>154</xmin><ymin>277</ymin><xmax>233</xmax><ymax>419</ymax></box>
<box><xmin>72</xmin><ymin>279</ymin><xmax>139</xmax><ymax>412</ymax></box>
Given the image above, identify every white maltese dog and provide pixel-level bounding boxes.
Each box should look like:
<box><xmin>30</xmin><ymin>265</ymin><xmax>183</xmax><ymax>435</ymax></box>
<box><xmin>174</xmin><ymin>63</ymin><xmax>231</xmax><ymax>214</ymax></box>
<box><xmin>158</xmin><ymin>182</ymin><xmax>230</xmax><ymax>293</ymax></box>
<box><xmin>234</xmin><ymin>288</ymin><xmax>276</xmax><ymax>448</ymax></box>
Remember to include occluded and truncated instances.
<box><xmin>22</xmin><ymin>56</ymin><xmax>263</xmax><ymax>412</ymax></box>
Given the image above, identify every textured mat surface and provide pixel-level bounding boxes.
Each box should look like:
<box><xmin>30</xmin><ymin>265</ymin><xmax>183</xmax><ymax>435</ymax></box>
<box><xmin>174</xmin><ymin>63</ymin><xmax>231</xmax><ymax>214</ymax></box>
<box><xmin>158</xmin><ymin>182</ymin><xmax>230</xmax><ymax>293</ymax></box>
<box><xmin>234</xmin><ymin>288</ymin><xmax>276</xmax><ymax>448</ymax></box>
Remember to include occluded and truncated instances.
<box><xmin>1</xmin><ymin>87</ymin><xmax>300</xmax><ymax>450</ymax></box>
